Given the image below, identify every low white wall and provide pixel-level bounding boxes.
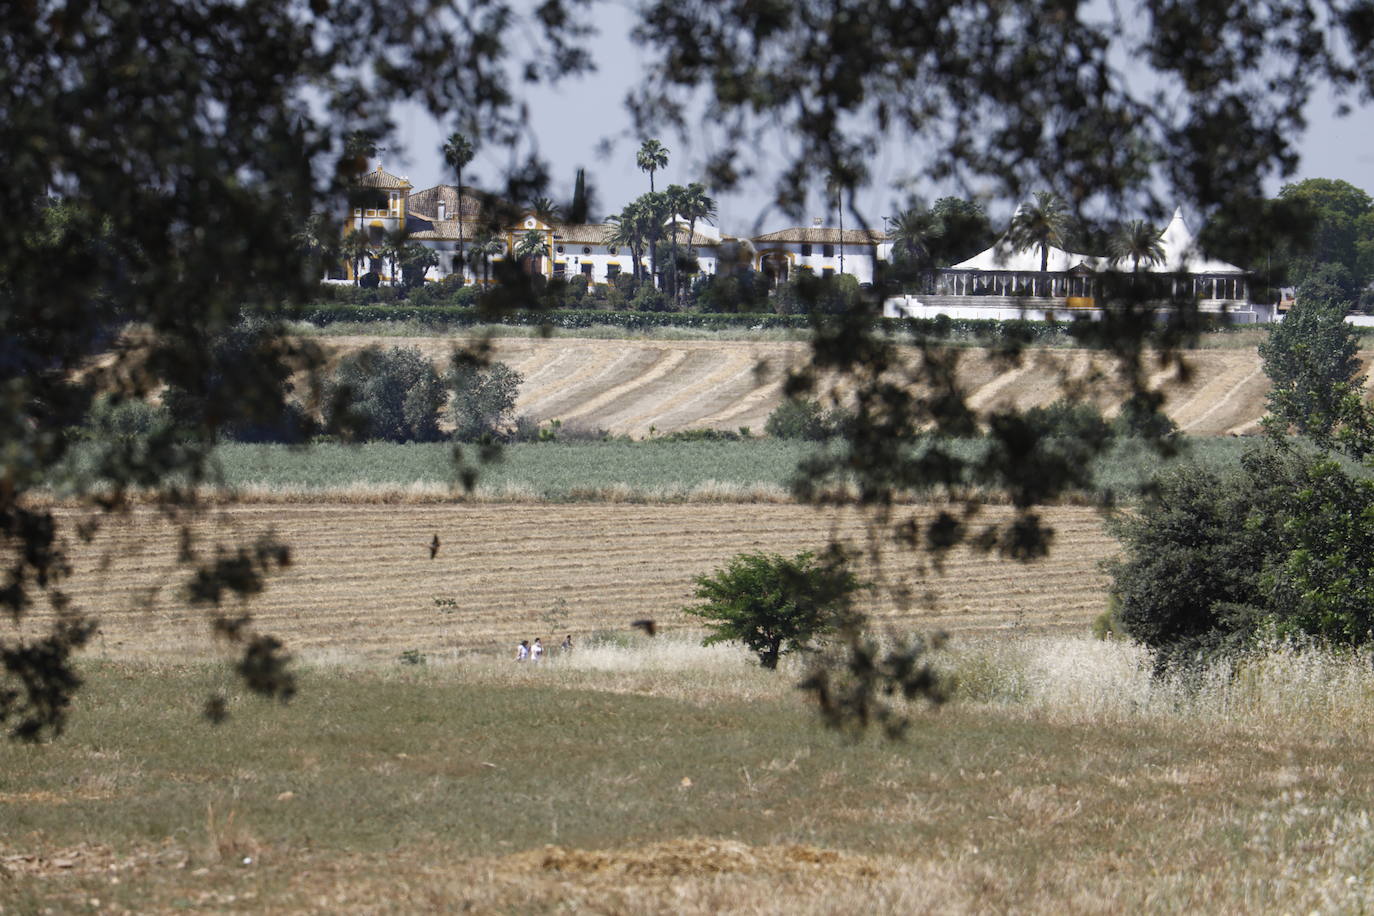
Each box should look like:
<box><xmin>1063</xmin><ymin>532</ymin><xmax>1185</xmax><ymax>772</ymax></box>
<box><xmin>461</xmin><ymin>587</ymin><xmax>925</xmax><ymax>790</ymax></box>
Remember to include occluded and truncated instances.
<box><xmin>884</xmin><ymin>295</ymin><xmax>1275</xmax><ymax>325</ymax></box>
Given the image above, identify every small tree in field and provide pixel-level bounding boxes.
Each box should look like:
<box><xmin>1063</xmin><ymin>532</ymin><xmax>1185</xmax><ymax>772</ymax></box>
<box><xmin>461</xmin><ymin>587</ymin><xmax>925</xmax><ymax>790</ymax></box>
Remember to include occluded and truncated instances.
<box><xmin>684</xmin><ymin>551</ymin><xmax>861</xmax><ymax>669</ymax></box>
<box><xmin>1260</xmin><ymin>293</ymin><xmax>1364</xmax><ymax>450</ymax></box>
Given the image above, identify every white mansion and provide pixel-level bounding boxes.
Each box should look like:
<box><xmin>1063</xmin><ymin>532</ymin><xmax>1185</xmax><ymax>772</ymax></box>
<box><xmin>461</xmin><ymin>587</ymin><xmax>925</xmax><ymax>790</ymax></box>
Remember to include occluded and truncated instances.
<box><xmin>342</xmin><ymin>166</ymin><xmax>1266</xmax><ymax>321</ymax></box>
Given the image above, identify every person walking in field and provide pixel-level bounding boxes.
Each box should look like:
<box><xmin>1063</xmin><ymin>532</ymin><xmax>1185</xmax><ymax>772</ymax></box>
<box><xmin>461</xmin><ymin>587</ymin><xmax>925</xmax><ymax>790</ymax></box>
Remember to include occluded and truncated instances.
<box><xmin>560</xmin><ymin>634</ymin><xmax>573</xmax><ymax>654</ymax></box>
<box><xmin>516</xmin><ymin>640</ymin><xmax>530</xmax><ymax>662</ymax></box>
<box><xmin>531</xmin><ymin>638</ymin><xmax>544</xmax><ymax>664</ymax></box>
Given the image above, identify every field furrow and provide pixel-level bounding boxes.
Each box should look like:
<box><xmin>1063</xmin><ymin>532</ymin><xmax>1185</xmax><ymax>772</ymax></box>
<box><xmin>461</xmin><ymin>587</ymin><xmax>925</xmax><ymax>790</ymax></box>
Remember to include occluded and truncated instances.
<box><xmin>38</xmin><ymin>503</ymin><xmax>1118</xmax><ymax>661</ymax></box>
<box><xmin>312</xmin><ymin>334</ymin><xmax>1374</xmax><ymax>438</ymax></box>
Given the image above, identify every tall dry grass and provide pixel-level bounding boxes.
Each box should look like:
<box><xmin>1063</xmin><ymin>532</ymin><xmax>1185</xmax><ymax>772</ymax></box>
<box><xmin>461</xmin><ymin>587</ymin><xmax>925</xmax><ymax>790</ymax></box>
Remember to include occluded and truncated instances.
<box><xmin>947</xmin><ymin>633</ymin><xmax>1374</xmax><ymax>739</ymax></box>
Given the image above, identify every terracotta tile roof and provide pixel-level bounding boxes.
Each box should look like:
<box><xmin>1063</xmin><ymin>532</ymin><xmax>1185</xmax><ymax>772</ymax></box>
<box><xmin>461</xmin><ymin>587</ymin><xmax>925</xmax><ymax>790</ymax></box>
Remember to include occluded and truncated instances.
<box><xmin>663</xmin><ymin>226</ymin><xmax>721</xmax><ymax>247</ymax></box>
<box><xmin>407</xmin><ymin>219</ymin><xmax>491</xmax><ymax>241</ymax></box>
<box><xmin>353</xmin><ymin>165</ymin><xmax>412</xmax><ymax>190</ymax></box>
<box><xmin>752</xmin><ymin>226</ymin><xmax>886</xmax><ymax>245</ymax></box>
<box><xmin>550</xmin><ymin>223</ymin><xmax>616</xmax><ymax>244</ymax></box>
<box><xmin>405</xmin><ymin>185</ymin><xmax>488</xmax><ymax>221</ymax></box>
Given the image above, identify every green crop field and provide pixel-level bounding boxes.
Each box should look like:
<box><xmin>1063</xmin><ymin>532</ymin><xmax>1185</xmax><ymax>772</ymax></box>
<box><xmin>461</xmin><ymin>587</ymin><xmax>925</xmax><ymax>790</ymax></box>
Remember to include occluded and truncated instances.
<box><xmin>46</xmin><ymin>435</ymin><xmax>1281</xmax><ymax>501</ymax></box>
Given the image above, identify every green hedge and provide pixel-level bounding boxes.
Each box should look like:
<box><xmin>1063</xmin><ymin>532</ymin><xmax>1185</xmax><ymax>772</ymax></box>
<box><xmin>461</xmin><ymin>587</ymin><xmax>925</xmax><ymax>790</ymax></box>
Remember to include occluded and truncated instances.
<box><xmin>293</xmin><ymin>304</ymin><xmax>809</xmax><ymax>331</ymax></box>
<box><xmin>288</xmin><ymin>303</ymin><xmax>1075</xmax><ymax>341</ymax></box>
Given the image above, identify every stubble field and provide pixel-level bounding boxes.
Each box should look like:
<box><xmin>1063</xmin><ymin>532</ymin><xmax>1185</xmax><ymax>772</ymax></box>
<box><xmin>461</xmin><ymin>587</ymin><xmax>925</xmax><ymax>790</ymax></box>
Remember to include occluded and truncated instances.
<box><xmin>318</xmin><ymin>333</ymin><xmax>1328</xmax><ymax>438</ymax></box>
<box><xmin>37</xmin><ymin>502</ymin><xmax>1117</xmax><ymax>663</ymax></box>
<box><xmin>14</xmin><ymin>331</ymin><xmax>1374</xmax><ymax>913</ymax></box>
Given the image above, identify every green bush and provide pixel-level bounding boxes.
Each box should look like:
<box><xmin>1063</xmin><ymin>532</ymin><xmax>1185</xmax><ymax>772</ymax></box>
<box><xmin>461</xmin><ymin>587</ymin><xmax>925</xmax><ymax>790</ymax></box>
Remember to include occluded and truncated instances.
<box><xmin>765</xmin><ymin>398</ymin><xmax>848</xmax><ymax>440</ymax></box>
<box><xmin>1260</xmin><ymin>291</ymin><xmax>1364</xmax><ymax>449</ymax></box>
<box><xmin>160</xmin><ymin>317</ymin><xmax>316</xmax><ymax>443</ymax></box>
<box><xmin>324</xmin><ymin>346</ymin><xmax>446</xmax><ymax>443</ymax></box>
<box><xmin>1112</xmin><ymin>392</ymin><xmax>1179</xmax><ymax>440</ymax></box>
<box><xmin>288</xmin><ymin>302</ymin><xmax>1080</xmax><ymax>344</ymax></box>
<box><xmin>773</xmin><ymin>273</ymin><xmax>862</xmax><ymax>316</ymax></box>
<box><xmin>448</xmin><ymin>360</ymin><xmax>523</xmax><ymax>442</ymax></box>
<box><xmin>1108</xmin><ymin>446</ymin><xmax>1374</xmax><ymax>671</ymax></box>
<box><xmin>684</xmin><ymin>551</ymin><xmax>862</xmax><ymax>669</ymax></box>
<box><xmin>82</xmin><ymin>395</ymin><xmax>173</xmax><ymax>440</ymax></box>
<box><xmin>1023</xmin><ymin>399</ymin><xmax>1112</xmax><ymax>444</ymax></box>
<box><xmin>630</xmin><ymin>284</ymin><xmax>671</xmax><ymax>312</ymax></box>
<box><xmin>656</xmin><ymin>428</ymin><xmax>743</xmax><ymax>442</ymax></box>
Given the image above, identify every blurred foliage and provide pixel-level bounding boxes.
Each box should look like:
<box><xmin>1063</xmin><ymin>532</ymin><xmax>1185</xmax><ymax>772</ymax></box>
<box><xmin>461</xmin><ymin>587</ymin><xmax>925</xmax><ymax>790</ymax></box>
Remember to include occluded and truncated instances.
<box><xmin>6</xmin><ymin>0</ymin><xmax>1374</xmax><ymax>740</ymax></box>
<box><xmin>0</xmin><ymin>0</ymin><xmax>591</xmax><ymax>738</ymax></box>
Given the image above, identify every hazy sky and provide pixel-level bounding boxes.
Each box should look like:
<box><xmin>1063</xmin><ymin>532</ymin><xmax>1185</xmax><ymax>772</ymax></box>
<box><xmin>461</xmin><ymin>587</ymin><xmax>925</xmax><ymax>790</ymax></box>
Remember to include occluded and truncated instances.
<box><xmin>386</xmin><ymin>12</ymin><xmax>1372</xmax><ymax>234</ymax></box>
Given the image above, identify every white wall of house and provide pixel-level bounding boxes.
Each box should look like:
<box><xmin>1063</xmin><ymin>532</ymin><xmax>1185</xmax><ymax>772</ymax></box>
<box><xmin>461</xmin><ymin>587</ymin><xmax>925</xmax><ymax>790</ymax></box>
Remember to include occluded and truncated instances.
<box><xmin>550</xmin><ymin>239</ymin><xmax>634</xmax><ymax>285</ymax></box>
<box><xmin>755</xmin><ymin>241</ymin><xmax>879</xmax><ymax>284</ymax></box>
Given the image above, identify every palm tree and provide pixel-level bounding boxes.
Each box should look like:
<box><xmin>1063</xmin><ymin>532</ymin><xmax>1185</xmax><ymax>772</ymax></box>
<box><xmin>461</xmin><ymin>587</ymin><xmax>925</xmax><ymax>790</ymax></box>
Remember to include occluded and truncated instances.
<box><xmin>679</xmin><ymin>183</ymin><xmax>718</xmax><ymax>257</ymax></box>
<box><xmin>529</xmin><ymin>196</ymin><xmax>562</xmax><ymax>224</ymax></box>
<box><xmin>513</xmin><ymin>228</ymin><xmax>549</xmax><ymax>275</ymax></box>
<box><xmin>343</xmin><ymin>228</ymin><xmax>373</xmax><ymax>286</ymax></box>
<box><xmin>380</xmin><ymin>228</ymin><xmax>410</xmax><ymax>286</ymax></box>
<box><xmin>468</xmin><ymin>233</ymin><xmax>504</xmax><ymax>285</ymax></box>
<box><xmin>443</xmin><ymin>132</ymin><xmax>476</xmax><ymax>280</ymax></box>
<box><xmin>677</xmin><ymin>182</ymin><xmax>717</xmax><ymax>304</ymax></box>
<box><xmin>889</xmin><ymin>206</ymin><xmax>939</xmax><ymax>267</ymax></box>
<box><xmin>636</xmin><ymin>139</ymin><xmax>669</xmax><ymax>194</ymax></box>
<box><xmin>888</xmin><ymin>205</ymin><xmax>940</xmax><ymax>290</ymax></box>
<box><xmin>1007</xmin><ymin>191</ymin><xmax>1069</xmax><ymax>273</ymax></box>
<box><xmin>295</xmin><ymin>212</ymin><xmax>340</xmax><ymax>272</ymax></box>
<box><xmin>663</xmin><ymin>184</ymin><xmax>688</xmax><ymax>298</ymax></box>
<box><xmin>606</xmin><ymin>199</ymin><xmax>652</xmax><ymax>284</ymax></box>
<box><xmin>1110</xmin><ymin>219</ymin><xmax>1165</xmax><ymax>273</ymax></box>
<box><xmin>637</xmin><ymin>141</ymin><xmax>669</xmax><ymax>289</ymax></box>
<box><xmin>400</xmin><ymin>243</ymin><xmax>438</xmax><ymax>288</ymax></box>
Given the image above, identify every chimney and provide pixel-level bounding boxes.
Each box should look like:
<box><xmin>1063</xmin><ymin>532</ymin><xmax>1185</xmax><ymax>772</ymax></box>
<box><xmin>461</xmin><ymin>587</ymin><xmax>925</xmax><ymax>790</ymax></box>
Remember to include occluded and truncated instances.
<box><xmin>813</xmin><ymin>217</ymin><xmax>823</xmax><ymax>227</ymax></box>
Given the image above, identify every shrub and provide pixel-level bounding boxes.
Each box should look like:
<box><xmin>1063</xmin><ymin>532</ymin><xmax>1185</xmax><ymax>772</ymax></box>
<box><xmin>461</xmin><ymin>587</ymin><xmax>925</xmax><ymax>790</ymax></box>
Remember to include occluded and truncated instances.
<box><xmin>1112</xmin><ymin>392</ymin><xmax>1178</xmax><ymax>440</ymax></box>
<box><xmin>1023</xmin><ymin>398</ymin><xmax>1112</xmax><ymax>443</ymax></box>
<box><xmin>161</xmin><ymin>317</ymin><xmax>315</xmax><ymax>443</ymax></box>
<box><xmin>82</xmin><ymin>395</ymin><xmax>173</xmax><ymax>440</ymax></box>
<box><xmin>630</xmin><ymin>284</ymin><xmax>671</xmax><ymax>312</ymax></box>
<box><xmin>684</xmin><ymin>551</ymin><xmax>862</xmax><ymax>669</ymax></box>
<box><xmin>765</xmin><ymin>398</ymin><xmax>845</xmax><ymax>440</ymax></box>
<box><xmin>773</xmin><ymin>273</ymin><xmax>862</xmax><ymax>316</ymax></box>
<box><xmin>1108</xmin><ymin>446</ymin><xmax>1374</xmax><ymax>671</ymax></box>
<box><xmin>324</xmin><ymin>346</ymin><xmax>446</xmax><ymax>442</ymax></box>
<box><xmin>656</xmin><ymin>428</ymin><xmax>742</xmax><ymax>442</ymax></box>
<box><xmin>448</xmin><ymin>360</ymin><xmax>523</xmax><ymax>442</ymax></box>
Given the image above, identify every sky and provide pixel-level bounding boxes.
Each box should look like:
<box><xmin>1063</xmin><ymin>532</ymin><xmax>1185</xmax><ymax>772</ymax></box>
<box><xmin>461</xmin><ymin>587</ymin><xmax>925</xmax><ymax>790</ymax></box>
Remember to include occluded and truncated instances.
<box><xmin>385</xmin><ymin>11</ymin><xmax>1373</xmax><ymax>236</ymax></box>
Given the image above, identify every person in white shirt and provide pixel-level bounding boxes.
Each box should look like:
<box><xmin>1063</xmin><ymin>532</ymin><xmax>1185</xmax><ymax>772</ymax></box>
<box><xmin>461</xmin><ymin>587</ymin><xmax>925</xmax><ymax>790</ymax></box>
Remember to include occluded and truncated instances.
<box><xmin>516</xmin><ymin>640</ymin><xmax>530</xmax><ymax>662</ymax></box>
<box><xmin>531</xmin><ymin>638</ymin><xmax>544</xmax><ymax>663</ymax></box>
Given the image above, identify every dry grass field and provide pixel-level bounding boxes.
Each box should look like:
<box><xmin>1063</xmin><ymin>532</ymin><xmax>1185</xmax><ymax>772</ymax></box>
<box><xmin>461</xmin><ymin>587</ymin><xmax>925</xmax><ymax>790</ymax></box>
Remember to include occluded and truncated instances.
<box><xmin>30</xmin><ymin>502</ymin><xmax>1116</xmax><ymax>664</ymax></box>
<box><xmin>10</xmin><ymin>496</ymin><xmax>1374</xmax><ymax>913</ymax></box>
<box><xmin>313</xmin><ymin>334</ymin><xmax>1374</xmax><ymax>439</ymax></box>
<box><xmin>7</xmin><ymin>634</ymin><xmax>1374</xmax><ymax>914</ymax></box>
<box><xmin>15</xmin><ymin>330</ymin><xmax>1374</xmax><ymax>912</ymax></box>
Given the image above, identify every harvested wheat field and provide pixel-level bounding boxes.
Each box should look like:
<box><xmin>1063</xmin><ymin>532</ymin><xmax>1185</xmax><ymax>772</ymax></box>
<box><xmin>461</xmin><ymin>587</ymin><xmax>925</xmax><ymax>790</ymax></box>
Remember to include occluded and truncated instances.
<box><xmin>36</xmin><ymin>502</ymin><xmax>1116</xmax><ymax>660</ymax></box>
<box><xmin>314</xmin><ymin>334</ymin><xmax>1345</xmax><ymax>438</ymax></box>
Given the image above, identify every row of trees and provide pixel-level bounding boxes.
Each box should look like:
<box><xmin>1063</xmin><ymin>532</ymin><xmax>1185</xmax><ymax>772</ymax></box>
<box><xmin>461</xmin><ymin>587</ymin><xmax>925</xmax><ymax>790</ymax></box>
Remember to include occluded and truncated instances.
<box><xmin>886</xmin><ymin>191</ymin><xmax>1169</xmax><ymax>279</ymax></box>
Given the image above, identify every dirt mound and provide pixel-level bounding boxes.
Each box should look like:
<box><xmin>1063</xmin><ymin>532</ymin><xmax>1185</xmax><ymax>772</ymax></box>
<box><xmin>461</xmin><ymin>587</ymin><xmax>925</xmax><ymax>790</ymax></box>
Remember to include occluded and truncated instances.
<box><xmin>500</xmin><ymin>836</ymin><xmax>883</xmax><ymax>881</ymax></box>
